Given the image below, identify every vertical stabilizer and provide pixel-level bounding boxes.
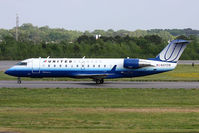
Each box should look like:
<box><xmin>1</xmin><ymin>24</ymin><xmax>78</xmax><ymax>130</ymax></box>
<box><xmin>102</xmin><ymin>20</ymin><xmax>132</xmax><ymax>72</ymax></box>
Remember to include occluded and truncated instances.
<box><xmin>150</xmin><ymin>39</ymin><xmax>190</xmax><ymax>62</ymax></box>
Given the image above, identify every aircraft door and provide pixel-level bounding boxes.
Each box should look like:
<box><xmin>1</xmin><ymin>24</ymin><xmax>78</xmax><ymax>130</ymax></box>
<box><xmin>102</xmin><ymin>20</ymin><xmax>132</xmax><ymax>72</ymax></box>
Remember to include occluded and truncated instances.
<box><xmin>32</xmin><ymin>58</ymin><xmax>41</xmax><ymax>73</ymax></box>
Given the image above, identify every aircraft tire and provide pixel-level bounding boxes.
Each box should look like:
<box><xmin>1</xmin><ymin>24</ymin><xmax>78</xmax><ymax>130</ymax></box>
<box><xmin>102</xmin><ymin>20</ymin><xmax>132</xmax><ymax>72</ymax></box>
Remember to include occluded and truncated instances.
<box><xmin>17</xmin><ymin>80</ymin><xmax>21</xmax><ymax>84</ymax></box>
<box><xmin>96</xmin><ymin>79</ymin><xmax>101</xmax><ymax>84</ymax></box>
<box><xmin>100</xmin><ymin>79</ymin><xmax>104</xmax><ymax>84</ymax></box>
<box><xmin>17</xmin><ymin>77</ymin><xmax>21</xmax><ymax>84</ymax></box>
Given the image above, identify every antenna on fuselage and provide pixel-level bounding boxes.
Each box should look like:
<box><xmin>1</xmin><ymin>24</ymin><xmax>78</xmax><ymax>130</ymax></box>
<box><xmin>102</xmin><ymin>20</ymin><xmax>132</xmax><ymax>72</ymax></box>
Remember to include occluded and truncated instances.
<box><xmin>47</xmin><ymin>56</ymin><xmax>50</xmax><ymax>59</ymax></box>
<box><xmin>82</xmin><ymin>56</ymin><xmax>86</xmax><ymax>59</ymax></box>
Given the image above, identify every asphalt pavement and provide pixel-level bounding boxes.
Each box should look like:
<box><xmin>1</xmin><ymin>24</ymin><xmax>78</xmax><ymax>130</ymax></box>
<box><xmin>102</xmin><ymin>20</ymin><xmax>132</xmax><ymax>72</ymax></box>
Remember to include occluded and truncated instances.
<box><xmin>0</xmin><ymin>80</ymin><xmax>198</xmax><ymax>89</ymax></box>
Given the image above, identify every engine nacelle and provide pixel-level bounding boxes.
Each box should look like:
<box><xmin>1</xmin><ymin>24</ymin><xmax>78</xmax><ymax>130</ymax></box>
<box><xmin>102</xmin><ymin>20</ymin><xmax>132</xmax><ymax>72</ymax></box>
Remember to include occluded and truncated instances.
<box><xmin>124</xmin><ymin>59</ymin><xmax>139</xmax><ymax>69</ymax></box>
<box><xmin>124</xmin><ymin>58</ymin><xmax>154</xmax><ymax>69</ymax></box>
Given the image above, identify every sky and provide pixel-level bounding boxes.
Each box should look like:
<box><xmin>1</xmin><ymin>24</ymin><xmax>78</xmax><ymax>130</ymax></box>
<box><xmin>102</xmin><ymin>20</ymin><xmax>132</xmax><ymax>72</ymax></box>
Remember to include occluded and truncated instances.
<box><xmin>0</xmin><ymin>0</ymin><xmax>199</xmax><ymax>31</ymax></box>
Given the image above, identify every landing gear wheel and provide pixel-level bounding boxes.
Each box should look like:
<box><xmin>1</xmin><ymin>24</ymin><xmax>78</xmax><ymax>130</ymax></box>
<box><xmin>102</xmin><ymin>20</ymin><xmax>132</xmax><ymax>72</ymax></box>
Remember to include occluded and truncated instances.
<box><xmin>95</xmin><ymin>79</ymin><xmax>104</xmax><ymax>84</ymax></box>
<box><xmin>100</xmin><ymin>79</ymin><xmax>104</xmax><ymax>84</ymax></box>
<box><xmin>96</xmin><ymin>79</ymin><xmax>101</xmax><ymax>84</ymax></box>
<box><xmin>17</xmin><ymin>77</ymin><xmax>21</xmax><ymax>84</ymax></box>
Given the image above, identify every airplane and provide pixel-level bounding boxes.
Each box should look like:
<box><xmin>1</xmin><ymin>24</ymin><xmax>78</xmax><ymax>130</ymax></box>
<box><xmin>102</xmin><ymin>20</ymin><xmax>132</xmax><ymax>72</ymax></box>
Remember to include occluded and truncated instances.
<box><xmin>5</xmin><ymin>39</ymin><xmax>189</xmax><ymax>84</ymax></box>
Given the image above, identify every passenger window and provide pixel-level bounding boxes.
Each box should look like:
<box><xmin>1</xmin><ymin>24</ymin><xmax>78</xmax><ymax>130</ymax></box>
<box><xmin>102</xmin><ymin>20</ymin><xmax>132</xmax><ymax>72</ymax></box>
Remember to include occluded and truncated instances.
<box><xmin>57</xmin><ymin>60</ymin><xmax>59</xmax><ymax>63</ymax></box>
<box><xmin>82</xmin><ymin>65</ymin><xmax>84</xmax><ymax>67</ymax></box>
<box><xmin>48</xmin><ymin>60</ymin><xmax>51</xmax><ymax>63</ymax></box>
<box><xmin>61</xmin><ymin>60</ymin><xmax>63</xmax><ymax>63</ymax></box>
<box><xmin>69</xmin><ymin>60</ymin><xmax>72</xmax><ymax>63</ymax></box>
<box><xmin>48</xmin><ymin>65</ymin><xmax>50</xmax><ymax>67</ymax></box>
<box><xmin>53</xmin><ymin>60</ymin><xmax>55</xmax><ymax>63</ymax></box>
<box><xmin>77</xmin><ymin>65</ymin><xmax>78</xmax><ymax>67</ymax></box>
<box><xmin>60</xmin><ymin>65</ymin><xmax>61</xmax><ymax>67</ymax></box>
<box><xmin>54</xmin><ymin>65</ymin><xmax>56</xmax><ymax>67</ymax></box>
<box><xmin>65</xmin><ymin>60</ymin><xmax>67</xmax><ymax>63</ymax></box>
<box><xmin>93</xmin><ymin>65</ymin><xmax>95</xmax><ymax>67</ymax></box>
<box><xmin>65</xmin><ymin>65</ymin><xmax>67</xmax><ymax>67</ymax></box>
<box><xmin>98</xmin><ymin>65</ymin><xmax>100</xmax><ymax>68</ymax></box>
<box><xmin>104</xmin><ymin>65</ymin><xmax>106</xmax><ymax>67</ymax></box>
<box><xmin>87</xmin><ymin>65</ymin><xmax>89</xmax><ymax>67</ymax></box>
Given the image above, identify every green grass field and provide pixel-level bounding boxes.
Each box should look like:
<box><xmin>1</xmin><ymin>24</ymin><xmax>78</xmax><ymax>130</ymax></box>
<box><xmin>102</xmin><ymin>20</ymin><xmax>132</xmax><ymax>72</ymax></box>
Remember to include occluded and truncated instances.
<box><xmin>1</xmin><ymin>64</ymin><xmax>199</xmax><ymax>81</ymax></box>
<box><xmin>1</xmin><ymin>88</ymin><xmax>199</xmax><ymax>133</ymax></box>
<box><xmin>1</xmin><ymin>64</ymin><xmax>199</xmax><ymax>132</ymax></box>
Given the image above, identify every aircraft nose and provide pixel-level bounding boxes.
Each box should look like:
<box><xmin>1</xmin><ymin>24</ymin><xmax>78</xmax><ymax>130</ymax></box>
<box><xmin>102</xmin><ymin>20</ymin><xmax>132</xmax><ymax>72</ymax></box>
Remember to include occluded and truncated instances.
<box><xmin>5</xmin><ymin>69</ymin><xmax>10</xmax><ymax>75</ymax></box>
<box><xmin>5</xmin><ymin>68</ymin><xmax>14</xmax><ymax>76</ymax></box>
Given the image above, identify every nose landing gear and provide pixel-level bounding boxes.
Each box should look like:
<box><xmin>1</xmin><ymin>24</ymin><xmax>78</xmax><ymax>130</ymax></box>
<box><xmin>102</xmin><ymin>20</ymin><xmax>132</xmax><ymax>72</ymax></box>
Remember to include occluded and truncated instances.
<box><xmin>17</xmin><ymin>77</ymin><xmax>21</xmax><ymax>84</ymax></box>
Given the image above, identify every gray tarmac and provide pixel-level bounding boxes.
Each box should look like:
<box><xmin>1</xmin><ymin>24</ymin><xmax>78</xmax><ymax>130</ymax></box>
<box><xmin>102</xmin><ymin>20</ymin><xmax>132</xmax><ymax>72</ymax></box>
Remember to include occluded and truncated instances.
<box><xmin>0</xmin><ymin>80</ymin><xmax>198</xmax><ymax>89</ymax></box>
<box><xmin>0</xmin><ymin>61</ymin><xmax>18</xmax><ymax>71</ymax></box>
<box><xmin>0</xmin><ymin>60</ymin><xmax>199</xmax><ymax>71</ymax></box>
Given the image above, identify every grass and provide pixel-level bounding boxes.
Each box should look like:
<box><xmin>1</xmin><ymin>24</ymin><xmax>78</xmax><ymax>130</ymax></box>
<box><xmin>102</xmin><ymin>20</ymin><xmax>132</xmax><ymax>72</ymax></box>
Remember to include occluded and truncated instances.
<box><xmin>1</xmin><ymin>88</ymin><xmax>199</xmax><ymax>108</ymax></box>
<box><xmin>1</xmin><ymin>88</ymin><xmax>199</xmax><ymax>132</ymax></box>
<box><xmin>1</xmin><ymin>64</ymin><xmax>199</xmax><ymax>81</ymax></box>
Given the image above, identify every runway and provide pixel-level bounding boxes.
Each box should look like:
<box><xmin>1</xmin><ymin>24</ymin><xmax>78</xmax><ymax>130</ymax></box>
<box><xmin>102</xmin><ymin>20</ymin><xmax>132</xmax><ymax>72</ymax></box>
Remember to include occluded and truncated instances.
<box><xmin>0</xmin><ymin>80</ymin><xmax>198</xmax><ymax>89</ymax></box>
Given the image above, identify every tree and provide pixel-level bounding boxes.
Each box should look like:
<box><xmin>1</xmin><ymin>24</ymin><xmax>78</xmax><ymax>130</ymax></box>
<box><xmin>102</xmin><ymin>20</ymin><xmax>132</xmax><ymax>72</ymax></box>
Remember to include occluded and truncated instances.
<box><xmin>176</xmin><ymin>35</ymin><xmax>189</xmax><ymax>40</ymax></box>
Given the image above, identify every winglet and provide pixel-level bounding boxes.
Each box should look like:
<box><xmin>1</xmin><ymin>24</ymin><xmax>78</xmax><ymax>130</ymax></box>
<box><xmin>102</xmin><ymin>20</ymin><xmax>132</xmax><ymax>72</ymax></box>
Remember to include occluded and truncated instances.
<box><xmin>111</xmin><ymin>65</ymin><xmax>117</xmax><ymax>72</ymax></box>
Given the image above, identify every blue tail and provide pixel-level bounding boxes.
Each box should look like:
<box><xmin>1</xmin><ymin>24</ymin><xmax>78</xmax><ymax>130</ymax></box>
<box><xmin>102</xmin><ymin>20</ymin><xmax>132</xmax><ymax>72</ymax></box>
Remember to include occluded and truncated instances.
<box><xmin>149</xmin><ymin>39</ymin><xmax>190</xmax><ymax>63</ymax></box>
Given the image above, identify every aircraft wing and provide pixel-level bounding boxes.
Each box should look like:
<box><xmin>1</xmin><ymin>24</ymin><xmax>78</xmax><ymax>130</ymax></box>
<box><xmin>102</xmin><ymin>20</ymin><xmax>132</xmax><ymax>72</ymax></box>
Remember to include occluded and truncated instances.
<box><xmin>74</xmin><ymin>73</ymin><xmax>111</xmax><ymax>79</ymax></box>
<box><xmin>74</xmin><ymin>65</ymin><xmax>117</xmax><ymax>79</ymax></box>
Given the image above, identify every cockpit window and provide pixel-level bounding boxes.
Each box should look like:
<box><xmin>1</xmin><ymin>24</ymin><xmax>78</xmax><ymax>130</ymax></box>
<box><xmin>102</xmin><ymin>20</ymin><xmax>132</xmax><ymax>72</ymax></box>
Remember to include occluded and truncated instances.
<box><xmin>16</xmin><ymin>62</ymin><xmax>27</xmax><ymax>66</ymax></box>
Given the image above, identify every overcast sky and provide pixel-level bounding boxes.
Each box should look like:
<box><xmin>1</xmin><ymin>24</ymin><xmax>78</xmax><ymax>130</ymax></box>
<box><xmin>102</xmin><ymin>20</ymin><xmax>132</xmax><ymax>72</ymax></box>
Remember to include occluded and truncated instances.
<box><xmin>0</xmin><ymin>0</ymin><xmax>198</xmax><ymax>31</ymax></box>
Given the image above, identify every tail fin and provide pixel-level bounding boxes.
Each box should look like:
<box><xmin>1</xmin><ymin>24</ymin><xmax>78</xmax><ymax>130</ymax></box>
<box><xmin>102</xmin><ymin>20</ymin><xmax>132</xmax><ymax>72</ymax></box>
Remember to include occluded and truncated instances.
<box><xmin>150</xmin><ymin>39</ymin><xmax>190</xmax><ymax>63</ymax></box>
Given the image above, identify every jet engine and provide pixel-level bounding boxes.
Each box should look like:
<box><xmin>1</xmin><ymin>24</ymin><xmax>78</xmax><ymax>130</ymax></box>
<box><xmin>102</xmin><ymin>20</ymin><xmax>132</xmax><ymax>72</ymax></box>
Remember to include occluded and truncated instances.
<box><xmin>124</xmin><ymin>59</ymin><xmax>154</xmax><ymax>69</ymax></box>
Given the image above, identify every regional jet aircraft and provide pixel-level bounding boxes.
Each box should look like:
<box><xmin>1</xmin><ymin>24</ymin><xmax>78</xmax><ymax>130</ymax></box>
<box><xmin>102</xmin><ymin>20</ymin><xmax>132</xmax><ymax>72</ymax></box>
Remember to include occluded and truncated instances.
<box><xmin>5</xmin><ymin>39</ymin><xmax>189</xmax><ymax>84</ymax></box>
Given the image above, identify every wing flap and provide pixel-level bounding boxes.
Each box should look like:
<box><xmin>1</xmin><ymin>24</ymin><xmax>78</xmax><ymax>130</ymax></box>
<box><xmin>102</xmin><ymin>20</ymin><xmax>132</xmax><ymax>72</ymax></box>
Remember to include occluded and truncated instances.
<box><xmin>74</xmin><ymin>73</ymin><xmax>111</xmax><ymax>79</ymax></box>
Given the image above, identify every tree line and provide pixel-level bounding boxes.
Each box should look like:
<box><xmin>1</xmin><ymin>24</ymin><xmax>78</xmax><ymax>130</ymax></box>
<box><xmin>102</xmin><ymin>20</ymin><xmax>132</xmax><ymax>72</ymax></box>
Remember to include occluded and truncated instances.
<box><xmin>0</xmin><ymin>32</ymin><xmax>198</xmax><ymax>60</ymax></box>
<box><xmin>1</xmin><ymin>23</ymin><xmax>199</xmax><ymax>43</ymax></box>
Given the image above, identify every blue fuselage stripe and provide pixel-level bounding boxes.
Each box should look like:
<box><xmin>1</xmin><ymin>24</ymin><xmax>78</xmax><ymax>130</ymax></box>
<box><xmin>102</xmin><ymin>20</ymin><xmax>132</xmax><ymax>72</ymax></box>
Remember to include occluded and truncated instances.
<box><xmin>5</xmin><ymin>67</ymin><xmax>173</xmax><ymax>79</ymax></box>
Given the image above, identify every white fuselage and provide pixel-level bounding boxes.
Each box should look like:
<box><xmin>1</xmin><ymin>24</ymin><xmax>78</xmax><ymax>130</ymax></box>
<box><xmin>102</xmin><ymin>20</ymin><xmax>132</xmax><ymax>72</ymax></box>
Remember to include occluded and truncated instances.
<box><xmin>5</xmin><ymin>58</ymin><xmax>177</xmax><ymax>79</ymax></box>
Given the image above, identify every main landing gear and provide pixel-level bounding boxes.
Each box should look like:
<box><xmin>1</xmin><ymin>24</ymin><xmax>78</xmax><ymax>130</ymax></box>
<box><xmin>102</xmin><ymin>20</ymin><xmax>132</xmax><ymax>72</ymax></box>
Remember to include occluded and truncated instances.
<box><xmin>17</xmin><ymin>77</ymin><xmax>21</xmax><ymax>84</ymax></box>
<box><xmin>95</xmin><ymin>79</ymin><xmax>104</xmax><ymax>84</ymax></box>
